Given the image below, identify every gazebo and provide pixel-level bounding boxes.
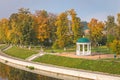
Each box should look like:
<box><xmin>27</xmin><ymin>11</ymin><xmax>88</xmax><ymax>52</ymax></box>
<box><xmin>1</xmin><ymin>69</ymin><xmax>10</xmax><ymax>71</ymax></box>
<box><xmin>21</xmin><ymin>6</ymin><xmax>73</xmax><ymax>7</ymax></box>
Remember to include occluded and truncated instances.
<box><xmin>76</xmin><ymin>37</ymin><xmax>91</xmax><ymax>56</ymax></box>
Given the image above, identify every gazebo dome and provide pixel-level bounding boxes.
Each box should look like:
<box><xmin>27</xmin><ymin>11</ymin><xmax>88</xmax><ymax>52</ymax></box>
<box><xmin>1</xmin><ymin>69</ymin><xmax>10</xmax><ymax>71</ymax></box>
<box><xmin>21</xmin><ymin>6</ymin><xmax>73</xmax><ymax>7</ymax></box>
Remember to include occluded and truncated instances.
<box><xmin>77</xmin><ymin>38</ymin><xmax>90</xmax><ymax>43</ymax></box>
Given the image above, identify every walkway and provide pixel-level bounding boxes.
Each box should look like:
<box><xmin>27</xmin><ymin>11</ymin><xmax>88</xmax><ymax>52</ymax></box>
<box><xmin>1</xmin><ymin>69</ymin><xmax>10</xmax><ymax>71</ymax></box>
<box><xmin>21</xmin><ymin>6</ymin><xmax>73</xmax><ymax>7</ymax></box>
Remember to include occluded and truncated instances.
<box><xmin>0</xmin><ymin>51</ymin><xmax>120</xmax><ymax>80</ymax></box>
<box><xmin>26</xmin><ymin>51</ymin><xmax>44</xmax><ymax>61</ymax></box>
<box><xmin>2</xmin><ymin>45</ymin><xmax>12</xmax><ymax>51</ymax></box>
<box><xmin>56</xmin><ymin>52</ymin><xmax>115</xmax><ymax>60</ymax></box>
<box><xmin>0</xmin><ymin>44</ymin><xmax>4</xmax><ymax>46</ymax></box>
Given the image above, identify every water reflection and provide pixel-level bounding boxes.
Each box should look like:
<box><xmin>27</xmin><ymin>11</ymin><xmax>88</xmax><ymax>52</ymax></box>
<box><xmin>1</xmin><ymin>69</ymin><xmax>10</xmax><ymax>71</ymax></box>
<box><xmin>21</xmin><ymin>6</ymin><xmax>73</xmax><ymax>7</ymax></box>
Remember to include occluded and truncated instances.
<box><xmin>0</xmin><ymin>63</ymin><xmax>61</xmax><ymax>80</ymax></box>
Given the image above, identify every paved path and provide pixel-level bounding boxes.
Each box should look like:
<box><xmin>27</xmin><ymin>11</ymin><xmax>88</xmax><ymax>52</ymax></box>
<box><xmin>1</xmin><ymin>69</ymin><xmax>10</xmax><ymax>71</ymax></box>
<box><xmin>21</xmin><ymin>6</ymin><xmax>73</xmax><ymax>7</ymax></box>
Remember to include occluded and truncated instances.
<box><xmin>26</xmin><ymin>51</ymin><xmax>44</xmax><ymax>61</ymax></box>
<box><xmin>0</xmin><ymin>51</ymin><xmax>120</xmax><ymax>80</ymax></box>
<box><xmin>0</xmin><ymin>44</ymin><xmax>4</xmax><ymax>46</ymax></box>
<box><xmin>3</xmin><ymin>45</ymin><xmax>12</xmax><ymax>51</ymax></box>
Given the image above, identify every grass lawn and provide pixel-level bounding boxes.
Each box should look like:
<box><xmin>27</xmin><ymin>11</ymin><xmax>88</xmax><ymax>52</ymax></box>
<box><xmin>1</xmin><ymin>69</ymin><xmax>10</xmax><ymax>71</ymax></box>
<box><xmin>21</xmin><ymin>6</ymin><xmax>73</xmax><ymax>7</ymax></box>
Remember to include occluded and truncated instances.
<box><xmin>100</xmin><ymin>58</ymin><xmax>120</xmax><ymax>62</ymax></box>
<box><xmin>4</xmin><ymin>46</ymin><xmax>38</xmax><ymax>59</ymax></box>
<box><xmin>91</xmin><ymin>46</ymin><xmax>113</xmax><ymax>54</ymax></box>
<box><xmin>44</xmin><ymin>47</ymin><xmax>76</xmax><ymax>53</ymax></box>
<box><xmin>44</xmin><ymin>48</ymin><xmax>64</xmax><ymax>53</ymax></box>
<box><xmin>28</xmin><ymin>45</ymin><xmax>112</xmax><ymax>54</ymax></box>
<box><xmin>0</xmin><ymin>44</ymin><xmax>8</xmax><ymax>50</ymax></box>
<box><xmin>43</xmin><ymin>45</ymin><xmax>112</xmax><ymax>54</ymax></box>
<box><xmin>33</xmin><ymin>54</ymin><xmax>120</xmax><ymax>75</ymax></box>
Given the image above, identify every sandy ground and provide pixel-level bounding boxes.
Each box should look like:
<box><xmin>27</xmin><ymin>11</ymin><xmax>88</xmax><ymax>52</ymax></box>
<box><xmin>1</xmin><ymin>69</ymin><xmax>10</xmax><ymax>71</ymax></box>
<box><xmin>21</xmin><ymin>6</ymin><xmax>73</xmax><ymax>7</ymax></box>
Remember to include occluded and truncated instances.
<box><xmin>56</xmin><ymin>52</ymin><xmax>114</xmax><ymax>60</ymax></box>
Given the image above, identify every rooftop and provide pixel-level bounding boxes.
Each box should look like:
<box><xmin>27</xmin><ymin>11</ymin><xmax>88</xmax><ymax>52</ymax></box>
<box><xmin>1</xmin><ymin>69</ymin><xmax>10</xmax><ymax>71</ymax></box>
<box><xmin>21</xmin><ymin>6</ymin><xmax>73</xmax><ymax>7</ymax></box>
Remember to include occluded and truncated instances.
<box><xmin>77</xmin><ymin>37</ymin><xmax>90</xmax><ymax>43</ymax></box>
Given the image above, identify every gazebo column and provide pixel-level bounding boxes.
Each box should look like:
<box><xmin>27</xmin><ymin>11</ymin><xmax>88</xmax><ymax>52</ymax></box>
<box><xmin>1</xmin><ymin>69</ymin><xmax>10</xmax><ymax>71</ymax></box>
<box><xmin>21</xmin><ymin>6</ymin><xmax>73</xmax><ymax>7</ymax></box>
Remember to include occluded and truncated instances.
<box><xmin>82</xmin><ymin>44</ymin><xmax>85</xmax><ymax>55</ymax></box>
<box><xmin>78</xmin><ymin>44</ymin><xmax>80</xmax><ymax>55</ymax></box>
<box><xmin>76</xmin><ymin>44</ymin><xmax>80</xmax><ymax>55</ymax></box>
<box><xmin>87</xmin><ymin>44</ymin><xmax>89</xmax><ymax>54</ymax></box>
<box><xmin>90</xmin><ymin>44</ymin><xmax>91</xmax><ymax>55</ymax></box>
<box><xmin>79</xmin><ymin>44</ymin><xmax>80</xmax><ymax>55</ymax></box>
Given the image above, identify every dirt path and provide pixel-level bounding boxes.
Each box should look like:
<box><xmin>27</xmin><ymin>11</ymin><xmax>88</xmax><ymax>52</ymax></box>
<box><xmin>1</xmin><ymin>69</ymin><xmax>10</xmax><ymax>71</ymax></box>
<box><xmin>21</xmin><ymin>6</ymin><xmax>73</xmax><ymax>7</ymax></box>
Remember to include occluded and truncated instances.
<box><xmin>56</xmin><ymin>52</ymin><xmax>114</xmax><ymax>60</ymax></box>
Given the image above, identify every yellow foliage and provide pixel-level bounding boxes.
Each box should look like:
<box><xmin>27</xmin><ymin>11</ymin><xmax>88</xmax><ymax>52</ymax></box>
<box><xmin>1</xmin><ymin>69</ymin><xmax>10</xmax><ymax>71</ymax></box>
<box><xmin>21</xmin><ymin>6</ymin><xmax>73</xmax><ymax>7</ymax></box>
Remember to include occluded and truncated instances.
<box><xmin>110</xmin><ymin>40</ymin><xmax>120</xmax><ymax>56</ymax></box>
<box><xmin>35</xmin><ymin>10</ymin><xmax>50</xmax><ymax>42</ymax></box>
<box><xmin>88</xmin><ymin>18</ymin><xmax>104</xmax><ymax>46</ymax></box>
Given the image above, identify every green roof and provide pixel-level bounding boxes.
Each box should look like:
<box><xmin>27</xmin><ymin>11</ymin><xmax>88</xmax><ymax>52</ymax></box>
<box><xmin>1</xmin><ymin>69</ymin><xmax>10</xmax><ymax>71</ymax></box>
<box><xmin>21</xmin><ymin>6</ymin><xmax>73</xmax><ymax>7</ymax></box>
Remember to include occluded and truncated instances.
<box><xmin>77</xmin><ymin>38</ymin><xmax>90</xmax><ymax>43</ymax></box>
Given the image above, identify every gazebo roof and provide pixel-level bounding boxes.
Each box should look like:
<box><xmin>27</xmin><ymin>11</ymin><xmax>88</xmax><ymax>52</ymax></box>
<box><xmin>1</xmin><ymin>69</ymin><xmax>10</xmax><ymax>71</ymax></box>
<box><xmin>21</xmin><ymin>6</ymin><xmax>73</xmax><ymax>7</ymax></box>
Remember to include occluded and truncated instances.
<box><xmin>77</xmin><ymin>37</ymin><xmax>90</xmax><ymax>43</ymax></box>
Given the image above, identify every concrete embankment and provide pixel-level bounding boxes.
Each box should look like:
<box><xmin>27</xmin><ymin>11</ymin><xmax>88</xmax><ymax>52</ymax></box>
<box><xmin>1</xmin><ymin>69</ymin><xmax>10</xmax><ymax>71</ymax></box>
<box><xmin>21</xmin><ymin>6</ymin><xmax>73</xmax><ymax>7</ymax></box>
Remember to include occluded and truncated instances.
<box><xmin>0</xmin><ymin>51</ymin><xmax>120</xmax><ymax>80</ymax></box>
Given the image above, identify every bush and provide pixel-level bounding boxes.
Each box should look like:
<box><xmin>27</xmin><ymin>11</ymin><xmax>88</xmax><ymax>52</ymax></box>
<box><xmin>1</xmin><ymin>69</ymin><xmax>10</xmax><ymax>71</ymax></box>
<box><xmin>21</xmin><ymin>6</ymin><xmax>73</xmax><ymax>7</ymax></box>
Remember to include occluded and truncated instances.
<box><xmin>110</xmin><ymin>40</ymin><xmax>120</xmax><ymax>56</ymax></box>
<box><xmin>26</xmin><ymin>66</ymin><xmax>35</xmax><ymax>70</ymax></box>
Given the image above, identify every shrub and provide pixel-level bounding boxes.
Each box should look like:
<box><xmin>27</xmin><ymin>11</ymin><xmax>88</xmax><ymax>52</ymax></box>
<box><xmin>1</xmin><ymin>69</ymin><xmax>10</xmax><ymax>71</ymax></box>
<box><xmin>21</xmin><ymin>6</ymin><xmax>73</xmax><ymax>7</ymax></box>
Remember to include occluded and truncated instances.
<box><xmin>26</xmin><ymin>66</ymin><xmax>35</xmax><ymax>70</ymax></box>
<box><xmin>110</xmin><ymin>40</ymin><xmax>120</xmax><ymax>56</ymax></box>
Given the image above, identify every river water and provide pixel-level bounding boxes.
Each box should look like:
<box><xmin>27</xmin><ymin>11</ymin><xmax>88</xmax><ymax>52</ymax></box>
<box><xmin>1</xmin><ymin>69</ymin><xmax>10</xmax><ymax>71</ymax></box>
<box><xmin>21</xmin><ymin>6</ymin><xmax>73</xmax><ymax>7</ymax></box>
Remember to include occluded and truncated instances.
<box><xmin>0</xmin><ymin>62</ymin><xmax>93</xmax><ymax>80</ymax></box>
<box><xmin>0</xmin><ymin>62</ymin><xmax>61</xmax><ymax>80</ymax></box>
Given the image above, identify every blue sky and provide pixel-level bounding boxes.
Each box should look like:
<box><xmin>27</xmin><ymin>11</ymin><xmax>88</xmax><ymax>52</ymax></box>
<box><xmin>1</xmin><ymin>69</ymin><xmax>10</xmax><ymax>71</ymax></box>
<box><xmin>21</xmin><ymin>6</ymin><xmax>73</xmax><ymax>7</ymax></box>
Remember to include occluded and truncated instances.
<box><xmin>0</xmin><ymin>0</ymin><xmax>120</xmax><ymax>22</ymax></box>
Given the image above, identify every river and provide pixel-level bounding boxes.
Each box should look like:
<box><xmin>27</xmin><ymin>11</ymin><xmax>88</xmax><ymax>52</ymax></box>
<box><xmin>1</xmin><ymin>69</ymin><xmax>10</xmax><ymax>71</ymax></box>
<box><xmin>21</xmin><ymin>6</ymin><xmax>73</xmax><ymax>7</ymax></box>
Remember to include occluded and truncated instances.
<box><xmin>0</xmin><ymin>62</ymin><xmax>61</xmax><ymax>80</ymax></box>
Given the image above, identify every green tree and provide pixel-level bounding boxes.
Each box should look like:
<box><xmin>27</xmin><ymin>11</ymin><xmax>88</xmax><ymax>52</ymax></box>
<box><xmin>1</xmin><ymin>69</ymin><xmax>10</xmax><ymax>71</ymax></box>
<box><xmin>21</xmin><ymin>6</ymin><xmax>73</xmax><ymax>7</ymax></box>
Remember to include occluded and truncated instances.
<box><xmin>48</xmin><ymin>13</ymin><xmax>57</xmax><ymax>46</ymax></box>
<box><xmin>105</xmin><ymin>15</ymin><xmax>116</xmax><ymax>43</ymax></box>
<box><xmin>9</xmin><ymin>8</ymin><xmax>36</xmax><ymax>45</ymax></box>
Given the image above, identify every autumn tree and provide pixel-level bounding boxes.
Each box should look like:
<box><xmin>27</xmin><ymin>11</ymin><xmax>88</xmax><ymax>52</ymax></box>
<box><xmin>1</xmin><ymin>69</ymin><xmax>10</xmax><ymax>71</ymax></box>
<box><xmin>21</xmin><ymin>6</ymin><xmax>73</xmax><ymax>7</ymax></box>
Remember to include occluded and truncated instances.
<box><xmin>34</xmin><ymin>10</ymin><xmax>50</xmax><ymax>45</ymax></box>
<box><xmin>110</xmin><ymin>40</ymin><xmax>120</xmax><ymax>57</ymax></box>
<box><xmin>69</xmin><ymin>9</ymin><xmax>82</xmax><ymax>43</ymax></box>
<box><xmin>53</xmin><ymin>12</ymin><xmax>69</xmax><ymax>48</ymax></box>
<box><xmin>88</xmin><ymin>18</ymin><xmax>104</xmax><ymax>46</ymax></box>
<box><xmin>9</xmin><ymin>13</ymin><xmax>22</xmax><ymax>44</ymax></box>
<box><xmin>0</xmin><ymin>18</ymin><xmax>9</xmax><ymax>43</ymax></box>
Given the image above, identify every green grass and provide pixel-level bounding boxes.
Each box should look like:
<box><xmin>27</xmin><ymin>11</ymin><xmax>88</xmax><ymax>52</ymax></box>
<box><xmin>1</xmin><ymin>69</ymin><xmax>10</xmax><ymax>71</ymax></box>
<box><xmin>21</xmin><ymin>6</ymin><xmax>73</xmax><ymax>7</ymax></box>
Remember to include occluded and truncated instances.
<box><xmin>0</xmin><ymin>44</ymin><xmax>8</xmax><ymax>50</ymax></box>
<box><xmin>44</xmin><ymin>47</ymin><xmax>76</xmax><ymax>53</ymax></box>
<box><xmin>33</xmin><ymin>54</ymin><xmax>120</xmax><ymax>75</ymax></box>
<box><xmin>91</xmin><ymin>46</ymin><xmax>113</xmax><ymax>54</ymax></box>
<box><xmin>40</xmin><ymin>45</ymin><xmax>112</xmax><ymax>54</ymax></box>
<box><xmin>100</xmin><ymin>58</ymin><xmax>120</xmax><ymax>62</ymax></box>
<box><xmin>4</xmin><ymin>46</ymin><xmax>38</xmax><ymax>59</ymax></box>
<box><xmin>27</xmin><ymin>45</ymin><xmax>112</xmax><ymax>54</ymax></box>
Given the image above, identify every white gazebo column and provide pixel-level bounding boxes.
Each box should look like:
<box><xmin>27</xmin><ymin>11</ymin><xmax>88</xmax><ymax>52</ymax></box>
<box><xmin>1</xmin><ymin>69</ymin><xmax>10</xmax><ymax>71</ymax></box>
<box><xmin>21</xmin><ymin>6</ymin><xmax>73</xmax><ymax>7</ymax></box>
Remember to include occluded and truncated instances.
<box><xmin>79</xmin><ymin>44</ymin><xmax>80</xmax><ymax>55</ymax></box>
<box><xmin>76</xmin><ymin>43</ymin><xmax>80</xmax><ymax>55</ymax></box>
<box><xmin>90</xmin><ymin>44</ymin><xmax>91</xmax><ymax>55</ymax></box>
<box><xmin>82</xmin><ymin>44</ymin><xmax>85</xmax><ymax>55</ymax></box>
<box><xmin>87</xmin><ymin>44</ymin><xmax>89</xmax><ymax>55</ymax></box>
<box><xmin>78</xmin><ymin>44</ymin><xmax>80</xmax><ymax>55</ymax></box>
